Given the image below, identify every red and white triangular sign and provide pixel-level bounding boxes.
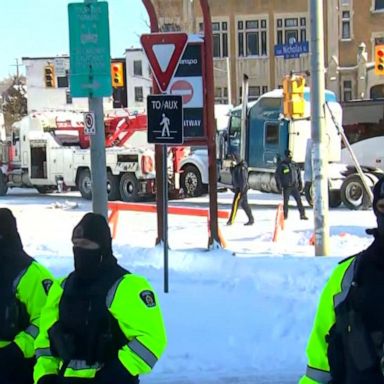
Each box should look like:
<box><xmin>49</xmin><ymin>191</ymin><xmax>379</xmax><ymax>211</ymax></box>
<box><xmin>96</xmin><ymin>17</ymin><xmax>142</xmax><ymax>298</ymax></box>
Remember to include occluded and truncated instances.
<box><xmin>140</xmin><ymin>32</ymin><xmax>188</xmax><ymax>93</ymax></box>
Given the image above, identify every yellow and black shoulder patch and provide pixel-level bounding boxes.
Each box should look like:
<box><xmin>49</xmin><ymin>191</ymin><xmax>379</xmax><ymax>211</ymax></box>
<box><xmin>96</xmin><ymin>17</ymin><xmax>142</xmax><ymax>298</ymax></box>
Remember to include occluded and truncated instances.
<box><xmin>140</xmin><ymin>290</ymin><xmax>156</xmax><ymax>307</ymax></box>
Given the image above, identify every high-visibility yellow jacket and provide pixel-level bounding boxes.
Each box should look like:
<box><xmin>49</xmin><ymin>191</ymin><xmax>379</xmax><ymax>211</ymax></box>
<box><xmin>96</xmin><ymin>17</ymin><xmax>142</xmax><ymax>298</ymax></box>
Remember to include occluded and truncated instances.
<box><xmin>300</xmin><ymin>256</ymin><xmax>356</xmax><ymax>384</ymax></box>
<box><xmin>0</xmin><ymin>261</ymin><xmax>54</xmax><ymax>358</ymax></box>
<box><xmin>34</xmin><ymin>273</ymin><xmax>167</xmax><ymax>383</ymax></box>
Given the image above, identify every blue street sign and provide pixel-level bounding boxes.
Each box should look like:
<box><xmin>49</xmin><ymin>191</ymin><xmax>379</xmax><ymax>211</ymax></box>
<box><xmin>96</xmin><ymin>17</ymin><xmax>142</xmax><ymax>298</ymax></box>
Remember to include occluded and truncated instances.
<box><xmin>274</xmin><ymin>42</ymin><xmax>309</xmax><ymax>59</ymax></box>
<box><xmin>68</xmin><ymin>1</ymin><xmax>112</xmax><ymax>97</ymax></box>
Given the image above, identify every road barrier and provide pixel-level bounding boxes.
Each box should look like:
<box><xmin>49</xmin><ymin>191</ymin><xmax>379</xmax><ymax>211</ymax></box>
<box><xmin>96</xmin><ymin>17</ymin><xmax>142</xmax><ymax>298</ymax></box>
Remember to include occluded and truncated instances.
<box><xmin>108</xmin><ymin>201</ymin><xmax>229</xmax><ymax>246</ymax></box>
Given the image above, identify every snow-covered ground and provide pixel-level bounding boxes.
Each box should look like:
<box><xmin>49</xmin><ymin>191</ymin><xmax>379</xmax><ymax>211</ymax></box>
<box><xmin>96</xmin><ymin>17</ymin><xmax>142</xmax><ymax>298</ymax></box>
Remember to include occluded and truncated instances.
<box><xmin>0</xmin><ymin>188</ymin><xmax>377</xmax><ymax>383</ymax></box>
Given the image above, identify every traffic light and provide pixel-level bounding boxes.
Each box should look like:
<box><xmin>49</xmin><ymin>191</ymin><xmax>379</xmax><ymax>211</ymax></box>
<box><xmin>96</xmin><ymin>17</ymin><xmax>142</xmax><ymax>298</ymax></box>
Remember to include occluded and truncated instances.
<box><xmin>44</xmin><ymin>64</ymin><xmax>56</xmax><ymax>88</ymax></box>
<box><xmin>375</xmin><ymin>45</ymin><xmax>384</xmax><ymax>76</ymax></box>
<box><xmin>111</xmin><ymin>62</ymin><xmax>124</xmax><ymax>87</ymax></box>
<box><xmin>282</xmin><ymin>75</ymin><xmax>305</xmax><ymax>119</ymax></box>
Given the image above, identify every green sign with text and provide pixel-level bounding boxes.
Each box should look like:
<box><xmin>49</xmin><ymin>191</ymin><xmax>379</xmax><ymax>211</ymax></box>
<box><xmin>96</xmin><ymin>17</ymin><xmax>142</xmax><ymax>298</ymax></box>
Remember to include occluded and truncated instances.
<box><xmin>68</xmin><ymin>1</ymin><xmax>112</xmax><ymax>97</ymax></box>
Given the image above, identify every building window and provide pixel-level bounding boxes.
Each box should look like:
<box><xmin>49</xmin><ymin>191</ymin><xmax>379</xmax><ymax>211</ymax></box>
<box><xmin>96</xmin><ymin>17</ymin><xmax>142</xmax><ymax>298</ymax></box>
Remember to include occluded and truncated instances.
<box><xmin>343</xmin><ymin>80</ymin><xmax>353</xmax><ymax>101</ymax></box>
<box><xmin>341</xmin><ymin>0</ymin><xmax>350</xmax><ymax>3</ymax></box>
<box><xmin>237</xmin><ymin>18</ymin><xmax>268</xmax><ymax>57</ymax></box>
<box><xmin>66</xmin><ymin>89</ymin><xmax>72</xmax><ymax>104</ymax></box>
<box><xmin>374</xmin><ymin>0</ymin><xmax>384</xmax><ymax>10</ymax></box>
<box><xmin>239</xmin><ymin>86</ymin><xmax>268</xmax><ymax>102</ymax></box>
<box><xmin>133</xmin><ymin>60</ymin><xmax>142</xmax><ymax>76</ymax></box>
<box><xmin>214</xmin><ymin>87</ymin><xmax>228</xmax><ymax>104</ymax></box>
<box><xmin>57</xmin><ymin>69</ymin><xmax>69</xmax><ymax>88</ymax></box>
<box><xmin>200</xmin><ymin>21</ymin><xmax>228</xmax><ymax>58</ymax></box>
<box><xmin>276</xmin><ymin>17</ymin><xmax>307</xmax><ymax>45</ymax></box>
<box><xmin>249</xmin><ymin>86</ymin><xmax>261</xmax><ymax>101</ymax></box>
<box><xmin>370</xmin><ymin>84</ymin><xmax>384</xmax><ymax>99</ymax></box>
<box><xmin>341</xmin><ymin>11</ymin><xmax>351</xmax><ymax>40</ymax></box>
<box><xmin>134</xmin><ymin>87</ymin><xmax>143</xmax><ymax>102</ymax></box>
<box><xmin>161</xmin><ymin>23</ymin><xmax>181</xmax><ymax>32</ymax></box>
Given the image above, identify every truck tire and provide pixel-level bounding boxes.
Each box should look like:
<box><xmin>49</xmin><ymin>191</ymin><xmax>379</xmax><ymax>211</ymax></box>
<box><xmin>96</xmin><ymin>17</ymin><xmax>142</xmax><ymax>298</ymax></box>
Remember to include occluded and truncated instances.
<box><xmin>180</xmin><ymin>165</ymin><xmax>204</xmax><ymax>197</ymax></box>
<box><xmin>0</xmin><ymin>170</ymin><xmax>8</xmax><ymax>196</ymax></box>
<box><xmin>78</xmin><ymin>169</ymin><xmax>92</xmax><ymax>200</ymax></box>
<box><xmin>304</xmin><ymin>182</ymin><xmax>342</xmax><ymax>208</ymax></box>
<box><xmin>119</xmin><ymin>173</ymin><xmax>139</xmax><ymax>202</ymax></box>
<box><xmin>107</xmin><ymin>171</ymin><xmax>120</xmax><ymax>201</ymax></box>
<box><xmin>340</xmin><ymin>174</ymin><xmax>372</xmax><ymax>210</ymax></box>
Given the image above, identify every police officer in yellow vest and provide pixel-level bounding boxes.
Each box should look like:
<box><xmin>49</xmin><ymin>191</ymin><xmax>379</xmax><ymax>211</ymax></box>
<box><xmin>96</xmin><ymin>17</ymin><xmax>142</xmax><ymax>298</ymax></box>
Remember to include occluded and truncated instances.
<box><xmin>300</xmin><ymin>176</ymin><xmax>384</xmax><ymax>384</ymax></box>
<box><xmin>0</xmin><ymin>208</ymin><xmax>54</xmax><ymax>384</ymax></box>
<box><xmin>34</xmin><ymin>213</ymin><xmax>167</xmax><ymax>384</ymax></box>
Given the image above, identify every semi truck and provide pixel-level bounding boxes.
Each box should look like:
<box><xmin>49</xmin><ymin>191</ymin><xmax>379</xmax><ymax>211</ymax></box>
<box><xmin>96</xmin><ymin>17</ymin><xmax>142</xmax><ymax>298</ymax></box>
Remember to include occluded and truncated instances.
<box><xmin>179</xmin><ymin>87</ymin><xmax>383</xmax><ymax>209</ymax></box>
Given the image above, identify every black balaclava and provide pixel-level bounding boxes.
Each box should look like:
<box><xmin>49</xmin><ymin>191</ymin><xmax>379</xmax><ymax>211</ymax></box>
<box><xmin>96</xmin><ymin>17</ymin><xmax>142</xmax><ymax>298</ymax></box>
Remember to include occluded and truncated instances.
<box><xmin>284</xmin><ymin>149</ymin><xmax>293</xmax><ymax>161</ymax></box>
<box><xmin>72</xmin><ymin>213</ymin><xmax>116</xmax><ymax>280</ymax></box>
<box><xmin>373</xmin><ymin>176</ymin><xmax>384</xmax><ymax>236</ymax></box>
<box><xmin>0</xmin><ymin>208</ymin><xmax>24</xmax><ymax>262</ymax></box>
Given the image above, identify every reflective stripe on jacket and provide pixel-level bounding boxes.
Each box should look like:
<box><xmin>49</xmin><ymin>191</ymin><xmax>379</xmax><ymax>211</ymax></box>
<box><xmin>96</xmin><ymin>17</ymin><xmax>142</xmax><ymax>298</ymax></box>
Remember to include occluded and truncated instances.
<box><xmin>0</xmin><ymin>261</ymin><xmax>54</xmax><ymax>358</ymax></box>
<box><xmin>34</xmin><ymin>273</ymin><xmax>167</xmax><ymax>382</ymax></box>
<box><xmin>299</xmin><ymin>256</ymin><xmax>356</xmax><ymax>384</ymax></box>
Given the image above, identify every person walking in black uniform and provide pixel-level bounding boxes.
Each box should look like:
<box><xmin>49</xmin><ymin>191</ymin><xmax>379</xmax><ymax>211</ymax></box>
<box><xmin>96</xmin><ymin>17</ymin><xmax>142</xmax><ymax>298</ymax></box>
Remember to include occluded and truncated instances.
<box><xmin>227</xmin><ymin>154</ymin><xmax>254</xmax><ymax>226</ymax></box>
<box><xmin>0</xmin><ymin>208</ymin><xmax>54</xmax><ymax>384</ymax></box>
<box><xmin>275</xmin><ymin>150</ymin><xmax>308</xmax><ymax>220</ymax></box>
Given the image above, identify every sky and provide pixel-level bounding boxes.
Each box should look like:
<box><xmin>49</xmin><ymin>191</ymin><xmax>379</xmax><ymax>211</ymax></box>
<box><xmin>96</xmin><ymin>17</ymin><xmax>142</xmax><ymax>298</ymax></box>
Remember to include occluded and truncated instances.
<box><xmin>1</xmin><ymin>188</ymin><xmax>378</xmax><ymax>383</ymax></box>
<box><xmin>0</xmin><ymin>0</ymin><xmax>149</xmax><ymax>80</ymax></box>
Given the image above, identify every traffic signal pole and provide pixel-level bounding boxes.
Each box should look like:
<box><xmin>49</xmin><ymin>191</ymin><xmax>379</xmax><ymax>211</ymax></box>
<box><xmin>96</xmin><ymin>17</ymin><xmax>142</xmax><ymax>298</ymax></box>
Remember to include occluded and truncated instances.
<box><xmin>309</xmin><ymin>0</ymin><xmax>330</xmax><ymax>256</ymax></box>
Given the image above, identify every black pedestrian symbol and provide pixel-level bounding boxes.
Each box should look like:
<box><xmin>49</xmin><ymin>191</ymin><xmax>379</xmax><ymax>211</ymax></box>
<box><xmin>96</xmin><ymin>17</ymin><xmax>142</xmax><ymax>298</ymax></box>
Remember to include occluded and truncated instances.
<box><xmin>160</xmin><ymin>113</ymin><xmax>170</xmax><ymax>137</ymax></box>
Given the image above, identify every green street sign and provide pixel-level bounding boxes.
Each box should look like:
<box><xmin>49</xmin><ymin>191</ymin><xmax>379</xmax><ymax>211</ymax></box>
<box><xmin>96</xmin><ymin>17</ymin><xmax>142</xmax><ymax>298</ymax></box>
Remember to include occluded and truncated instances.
<box><xmin>68</xmin><ymin>1</ymin><xmax>112</xmax><ymax>97</ymax></box>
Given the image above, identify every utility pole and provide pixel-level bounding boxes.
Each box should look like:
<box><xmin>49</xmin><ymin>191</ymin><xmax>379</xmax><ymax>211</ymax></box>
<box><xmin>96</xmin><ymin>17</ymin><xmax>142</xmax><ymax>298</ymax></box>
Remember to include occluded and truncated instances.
<box><xmin>11</xmin><ymin>59</ymin><xmax>21</xmax><ymax>84</ymax></box>
<box><xmin>310</xmin><ymin>0</ymin><xmax>330</xmax><ymax>256</ymax></box>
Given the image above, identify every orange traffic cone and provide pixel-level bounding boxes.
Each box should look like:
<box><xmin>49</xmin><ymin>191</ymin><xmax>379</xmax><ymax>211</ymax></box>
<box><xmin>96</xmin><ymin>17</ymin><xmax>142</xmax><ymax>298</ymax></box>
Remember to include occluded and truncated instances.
<box><xmin>272</xmin><ymin>203</ymin><xmax>285</xmax><ymax>242</ymax></box>
<box><xmin>309</xmin><ymin>232</ymin><xmax>315</xmax><ymax>246</ymax></box>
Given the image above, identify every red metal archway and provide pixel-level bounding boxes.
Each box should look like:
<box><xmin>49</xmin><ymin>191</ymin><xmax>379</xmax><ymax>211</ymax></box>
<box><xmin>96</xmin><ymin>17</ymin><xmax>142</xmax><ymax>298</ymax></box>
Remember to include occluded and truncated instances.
<box><xmin>142</xmin><ymin>0</ymin><xmax>221</xmax><ymax>249</ymax></box>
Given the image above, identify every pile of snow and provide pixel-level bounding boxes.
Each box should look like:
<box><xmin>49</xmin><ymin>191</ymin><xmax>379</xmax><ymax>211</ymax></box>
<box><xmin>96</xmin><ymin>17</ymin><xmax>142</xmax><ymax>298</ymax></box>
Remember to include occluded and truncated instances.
<box><xmin>1</xmin><ymin>189</ymin><xmax>377</xmax><ymax>383</ymax></box>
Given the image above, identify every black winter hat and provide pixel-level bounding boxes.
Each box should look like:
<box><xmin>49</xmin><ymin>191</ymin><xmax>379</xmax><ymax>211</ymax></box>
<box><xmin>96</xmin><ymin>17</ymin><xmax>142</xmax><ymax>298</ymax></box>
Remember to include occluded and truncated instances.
<box><xmin>373</xmin><ymin>176</ymin><xmax>384</xmax><ymax>217</ymax></box>
<box><xmin>72</xmin><ymin>213</ymin><xmax>113</xmax><ymax>256</ymax></box>
<box><xmin>0</xmin><ymin>208</ymin><xmax>23</xmax><ymax>248</ymax></box>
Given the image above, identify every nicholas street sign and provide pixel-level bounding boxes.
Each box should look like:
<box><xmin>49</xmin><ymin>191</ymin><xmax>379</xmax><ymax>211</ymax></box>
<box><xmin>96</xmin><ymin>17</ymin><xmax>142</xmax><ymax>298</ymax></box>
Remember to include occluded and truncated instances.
<box><xmin>274</xmin><ymin>41</ymin><xmax>309</xmax><ymax>59</ymax></box>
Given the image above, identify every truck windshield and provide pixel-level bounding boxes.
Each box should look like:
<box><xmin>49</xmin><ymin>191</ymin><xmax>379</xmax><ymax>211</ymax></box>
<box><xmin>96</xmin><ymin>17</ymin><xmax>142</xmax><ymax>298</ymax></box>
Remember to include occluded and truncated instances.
<box><xmin>228</xmin><ymin>110</ymin><xmax>241</xmax><ymax>156</ymax></box>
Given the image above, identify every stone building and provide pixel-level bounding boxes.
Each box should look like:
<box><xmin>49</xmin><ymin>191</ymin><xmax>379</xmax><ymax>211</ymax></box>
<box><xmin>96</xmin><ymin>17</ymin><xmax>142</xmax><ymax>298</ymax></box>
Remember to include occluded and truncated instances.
<box><xmin>150</xmin><ymin>0</ymin><xmax>384</xmax><ymax>104</ymax></box>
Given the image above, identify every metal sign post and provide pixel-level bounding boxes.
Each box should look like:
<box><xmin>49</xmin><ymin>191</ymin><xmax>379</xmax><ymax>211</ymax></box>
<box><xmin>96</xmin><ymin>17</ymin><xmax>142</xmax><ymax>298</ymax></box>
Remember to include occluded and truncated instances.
<box><xmin>68</xmin><ymin>0</ymin><xmax>112</xmax><ymax>218</ymax></box>
<box><xmin>147</xmin><ymin>94</ymin><xmax>184</xmax><ymax>294</ymax></box>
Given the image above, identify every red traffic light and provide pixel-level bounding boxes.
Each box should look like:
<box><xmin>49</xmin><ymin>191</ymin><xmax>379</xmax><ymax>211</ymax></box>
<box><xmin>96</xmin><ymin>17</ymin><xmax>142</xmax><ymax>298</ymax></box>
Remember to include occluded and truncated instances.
<box><xmin>375</xmin><ymin>45</ymin><xmax>384</xmax><ymax>75</ymax></box>
<box><xmin>111</xmin><ymin>62</ymin><xmax>124</xmax><ymax>87</ymax></box>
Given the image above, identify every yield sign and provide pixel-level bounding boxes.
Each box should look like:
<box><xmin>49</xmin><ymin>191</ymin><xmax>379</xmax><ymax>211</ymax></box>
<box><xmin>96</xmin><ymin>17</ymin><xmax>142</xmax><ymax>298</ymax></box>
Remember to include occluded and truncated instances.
<box><xmin>141</xmin><ymin>32</ymin><xmax>188</xmax><ymax>92</ymax></box>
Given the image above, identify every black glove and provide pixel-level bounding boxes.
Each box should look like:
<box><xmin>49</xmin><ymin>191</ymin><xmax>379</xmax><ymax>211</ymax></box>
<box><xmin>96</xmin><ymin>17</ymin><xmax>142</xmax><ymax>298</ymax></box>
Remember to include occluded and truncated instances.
<box><xmin>95</xmin><ymin>358</ymin><xmax>139</xmax><ymax>384</ymax></box>
<box><xmin>38</xmin><ymin>375</ymin><xmax>60</xmax><ymax>384</ymax></box>
<box><xmin>0</xmin><ymin>342</ymin><xmax>24</xmax><ymax>372</ymax></box>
